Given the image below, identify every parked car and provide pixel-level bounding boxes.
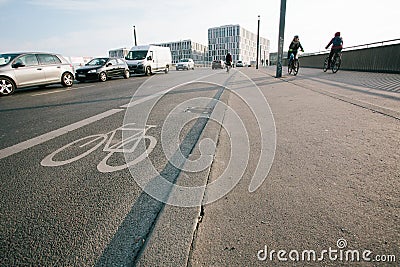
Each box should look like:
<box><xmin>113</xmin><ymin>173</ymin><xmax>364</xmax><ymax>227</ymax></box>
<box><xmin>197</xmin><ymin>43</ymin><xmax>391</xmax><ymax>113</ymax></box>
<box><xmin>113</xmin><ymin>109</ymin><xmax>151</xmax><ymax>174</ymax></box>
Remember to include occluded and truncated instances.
<box><xmin>212</xmin><ymin>60</ymin><xmax>225</xmax><ymax>69</ymax></box>
<box><xmin>0</xmin><ymin>52</ymin><xmax>74</xmax><ymax>96</ymax></box>
<box><xmin>176</xmin><ymin>58</ymin><xmax>195</xmax><ymax>70</ymax></box>
<box><xmin>75</xmin><ymin>57</ymin><xmax>129</xmax><ymax>82</ymax></box>
<box><xmin>236</xmin><ymin>60</ymin><xmax>246</xmax><ymax>67</ymax></box>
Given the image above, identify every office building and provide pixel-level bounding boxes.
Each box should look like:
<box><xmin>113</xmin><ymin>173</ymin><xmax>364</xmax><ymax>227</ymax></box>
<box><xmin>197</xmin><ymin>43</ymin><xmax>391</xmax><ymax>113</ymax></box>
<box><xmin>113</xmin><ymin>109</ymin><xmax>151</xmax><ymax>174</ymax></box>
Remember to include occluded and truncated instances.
<box><xmin>208</xmin><ymin>24</ymin><xmax>270</xmax><ymax>66</ymax></box>
<box><xmin>154</xmin><ymin>40</ymin><xmax>208</xmax><ymax>64</ymax></box>
<box><xmin>109</xmin><ymin>48</ymin><xmax>129</xmax><ymax>58</ymax></box>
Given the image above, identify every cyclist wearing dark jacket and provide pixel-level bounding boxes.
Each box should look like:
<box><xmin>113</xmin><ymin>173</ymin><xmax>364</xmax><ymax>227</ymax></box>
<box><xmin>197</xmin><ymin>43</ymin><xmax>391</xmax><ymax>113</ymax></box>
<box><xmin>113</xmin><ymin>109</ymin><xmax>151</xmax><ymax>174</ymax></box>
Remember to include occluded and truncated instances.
<box><xmin>325</xmin><ymin>32</ymin><xmax>343</xmax><ymax>68</ymax></box>
<box><xmin>288</xmin><ymin>35</ymin><xmax>304</xmax><ymax>63</ymax></box>
<box><xmin>225</xmin><ymin>52</ymin><xmax>232</xmax><ymax>66</ymax></box>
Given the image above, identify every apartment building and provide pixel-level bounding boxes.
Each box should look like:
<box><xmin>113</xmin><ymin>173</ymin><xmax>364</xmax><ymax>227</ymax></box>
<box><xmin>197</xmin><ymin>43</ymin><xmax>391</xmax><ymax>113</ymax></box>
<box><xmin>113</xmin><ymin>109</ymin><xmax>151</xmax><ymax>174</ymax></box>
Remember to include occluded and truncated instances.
<box><xmin>208</xmin><ymin>24</ymin><xmax>270</xmax><ymax>65</ymax></box>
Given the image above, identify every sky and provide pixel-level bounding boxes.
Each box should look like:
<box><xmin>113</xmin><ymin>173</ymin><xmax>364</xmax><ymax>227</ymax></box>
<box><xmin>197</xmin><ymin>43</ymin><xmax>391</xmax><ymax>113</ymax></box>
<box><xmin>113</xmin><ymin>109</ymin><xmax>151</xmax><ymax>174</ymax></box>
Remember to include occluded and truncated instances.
<box><xmin>2</xmin><ymin>0</ymin><xmax>399</xmax><ymax>58</ymax></box>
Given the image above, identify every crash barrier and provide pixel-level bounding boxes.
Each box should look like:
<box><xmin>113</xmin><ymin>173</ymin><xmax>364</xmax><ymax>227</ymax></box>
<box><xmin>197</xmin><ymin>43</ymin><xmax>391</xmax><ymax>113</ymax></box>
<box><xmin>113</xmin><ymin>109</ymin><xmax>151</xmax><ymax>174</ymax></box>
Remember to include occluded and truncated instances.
<box><xmin>299</xmin><ymin>39</ymin><xmax>400</xmax><ymax>74</ymax></box>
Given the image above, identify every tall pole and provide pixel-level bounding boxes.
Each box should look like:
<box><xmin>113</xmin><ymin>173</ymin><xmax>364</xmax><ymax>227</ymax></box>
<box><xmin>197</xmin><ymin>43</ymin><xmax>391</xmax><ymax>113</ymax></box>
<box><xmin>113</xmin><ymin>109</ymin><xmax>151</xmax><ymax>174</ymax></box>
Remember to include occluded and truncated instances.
<box><xmin>204</xmin><ymin>47</ymin><xmax>206</xmax><ymax>67</ymax></box>
<box><xmin>276</xmin><ymin>0</ymin><xmax>287</xmax><ymax>77</ymax></box>
<box><xmin>133</xmin><ymin>26</ymin><xmax>137</xmax><ymax>46</ymax></box>
<box><xmin>256</xmin><ymin>15</ymin><xmax>260</xmax><ymax>69</ymax></box>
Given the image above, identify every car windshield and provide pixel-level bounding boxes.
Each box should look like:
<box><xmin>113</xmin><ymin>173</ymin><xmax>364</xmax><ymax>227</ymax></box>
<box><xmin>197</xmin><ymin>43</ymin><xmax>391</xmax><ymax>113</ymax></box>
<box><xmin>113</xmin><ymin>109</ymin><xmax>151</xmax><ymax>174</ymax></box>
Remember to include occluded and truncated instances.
<box><xmin>125</xmin><ymin>50</ymin><xmax>147</xmax><ymax>60</ymax></box>
<box><xmin>0</xmin><ymin>53</ymin><xmax>20</xmax><ymax>66</ymax></box>
<box><xmin>86</xmin><ymin>58</ymin><xmax>107</xmax><ymax>66</ymax></box>
<box><xmin>179</xmin><ymin>59</ymin><xmax>189</xmax><ymax>62</ymax></box>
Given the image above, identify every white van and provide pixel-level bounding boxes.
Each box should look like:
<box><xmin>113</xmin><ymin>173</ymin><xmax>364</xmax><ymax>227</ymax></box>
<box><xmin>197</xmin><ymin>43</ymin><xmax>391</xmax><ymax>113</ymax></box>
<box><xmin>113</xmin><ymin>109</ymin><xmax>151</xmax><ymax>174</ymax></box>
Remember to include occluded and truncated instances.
<box><xmin>125</xmin><ymin>45</ymin><xmax>172</xmax><ymax>76</ymax></box>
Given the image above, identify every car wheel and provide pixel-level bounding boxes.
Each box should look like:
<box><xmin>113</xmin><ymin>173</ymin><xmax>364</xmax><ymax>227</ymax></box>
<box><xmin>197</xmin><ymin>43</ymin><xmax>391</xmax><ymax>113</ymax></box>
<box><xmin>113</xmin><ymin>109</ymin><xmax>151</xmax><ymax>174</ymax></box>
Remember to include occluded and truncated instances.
<box><xmin>99</xmin><ymin>72</ymin><xmax>107</xmax><ymax>82</ymax></box>
<box><xmin>0</xmin><ymin>77</ymin><xmax>15</xmax><ymax>96</ymax></box>
<box><xmin>124</xmin><ymin>70</ymin><xmax>130</xmax><ymax>79</ymax></box>
<box><xmin>145</xmin><ymin>66</ymin><xmax>152</xmax><ymax>76</ymax></box>
<box><xmin>61</xmin><ymin>72</ymin><xmax>74</xmax><ymax>87</ymax></box>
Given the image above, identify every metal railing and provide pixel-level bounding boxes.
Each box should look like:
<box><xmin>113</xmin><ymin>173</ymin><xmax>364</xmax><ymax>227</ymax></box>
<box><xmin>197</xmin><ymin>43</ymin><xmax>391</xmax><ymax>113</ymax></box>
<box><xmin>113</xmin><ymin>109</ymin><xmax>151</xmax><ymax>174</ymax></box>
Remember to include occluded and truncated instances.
<box><xmin>302</xmin><ymin>38</ymin><xmax>400</xmax><ymax>56</ymax></box>
<box><xmin>299</xmin><ymin>38</ymin><xmax>400</xmax><ymax>73</ymax></box>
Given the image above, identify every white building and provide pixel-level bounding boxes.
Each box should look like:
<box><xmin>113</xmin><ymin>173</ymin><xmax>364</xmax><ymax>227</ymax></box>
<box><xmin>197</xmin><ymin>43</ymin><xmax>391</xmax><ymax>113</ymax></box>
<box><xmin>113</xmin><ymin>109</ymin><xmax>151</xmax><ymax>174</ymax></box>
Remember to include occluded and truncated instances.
<box><xmin>208</xmin><ymin>24</ymin><xmax>270</xmax><ymax>66</ymax></box>
<box><xmin>153</xmin><ymin>40</ymin><xmax>207</xmax><ymax>64</ymax></box>
<box><xmin>109</xmin><ymin>48</ymin><xmax>129</xmax><ymax>58</ymax></box>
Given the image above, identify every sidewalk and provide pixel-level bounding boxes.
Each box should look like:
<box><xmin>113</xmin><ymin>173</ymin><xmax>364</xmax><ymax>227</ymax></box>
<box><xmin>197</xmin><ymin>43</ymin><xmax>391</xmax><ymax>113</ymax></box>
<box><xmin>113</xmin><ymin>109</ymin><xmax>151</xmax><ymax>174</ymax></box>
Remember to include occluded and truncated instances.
<box><xmin>137</xmin><ymin>67</ymin><xmax>400</xmax><ymax>266</ymax></box>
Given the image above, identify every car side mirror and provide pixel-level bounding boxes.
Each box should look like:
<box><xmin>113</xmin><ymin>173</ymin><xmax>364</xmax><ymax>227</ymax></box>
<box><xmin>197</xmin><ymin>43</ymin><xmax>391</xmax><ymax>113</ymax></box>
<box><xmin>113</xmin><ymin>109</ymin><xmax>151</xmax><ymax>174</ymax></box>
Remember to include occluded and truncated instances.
<box><xmin>12</xmin><ymin>62</ymin><xmax>25</xmax><ymax>68</ymax></box>
<box><xmin>147</xmin><ymin>56</ymin><xmax>152</xmax><ymax>61</ymax></box>
<box><xmin>106</xmin><ymin>62</ymin><xmax>112</xmax><ymax>67</ymax></box>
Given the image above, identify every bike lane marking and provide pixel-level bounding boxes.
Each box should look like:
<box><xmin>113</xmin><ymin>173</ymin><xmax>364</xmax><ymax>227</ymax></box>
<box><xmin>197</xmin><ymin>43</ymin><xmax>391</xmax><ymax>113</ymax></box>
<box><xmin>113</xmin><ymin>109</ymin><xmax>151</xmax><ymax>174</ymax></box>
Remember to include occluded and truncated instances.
<box><xmin>0</xmin><ymin>72</ymin><xmax>220</xmax><ymax>161</ymax></box>
<box><xmin>0</xmin><ymin>109</ymin><xmax>124</xmax><ymax>160</ymax></box>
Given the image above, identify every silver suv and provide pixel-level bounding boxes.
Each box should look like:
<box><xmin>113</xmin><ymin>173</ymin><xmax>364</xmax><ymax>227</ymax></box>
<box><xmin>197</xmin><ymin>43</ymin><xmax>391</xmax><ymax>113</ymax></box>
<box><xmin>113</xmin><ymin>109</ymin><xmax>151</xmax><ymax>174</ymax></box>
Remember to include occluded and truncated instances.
<box><xmin>0</xmin><ymin>52</ymin><xmax>74</xmax><ymax>96</ymax></box>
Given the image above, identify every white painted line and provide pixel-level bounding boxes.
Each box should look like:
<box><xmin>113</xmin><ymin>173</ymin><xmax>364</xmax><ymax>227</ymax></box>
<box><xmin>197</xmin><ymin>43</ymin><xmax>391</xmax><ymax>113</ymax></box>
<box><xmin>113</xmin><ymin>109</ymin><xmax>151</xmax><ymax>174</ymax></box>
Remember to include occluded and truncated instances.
<box><xmin>2</xmin><ymin>72</ymin><xmax>220</xmax><ymax>160</ymax></box>
<box><xmin>31</xmin><ymin>85</ymin><xmax>95</xmax><ymax>96</ymax></box>
<box><xmin>0</xmin><ymin>109</ymin><xmax>124</xmax><ymax>160</ymax></box>
<box><xmin>120</xmin><ymin>73</ymin><xmax>218</xmax><ymax>108</ymax></box>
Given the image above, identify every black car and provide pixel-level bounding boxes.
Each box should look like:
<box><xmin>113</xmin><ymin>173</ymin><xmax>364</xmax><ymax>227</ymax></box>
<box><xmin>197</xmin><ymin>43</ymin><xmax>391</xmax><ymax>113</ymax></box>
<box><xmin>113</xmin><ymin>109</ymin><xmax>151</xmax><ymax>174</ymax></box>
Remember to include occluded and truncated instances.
<box><xmin>75</xmin><ymin>57</ymin><xmax>130</xmax><ymax>82</ymax></box>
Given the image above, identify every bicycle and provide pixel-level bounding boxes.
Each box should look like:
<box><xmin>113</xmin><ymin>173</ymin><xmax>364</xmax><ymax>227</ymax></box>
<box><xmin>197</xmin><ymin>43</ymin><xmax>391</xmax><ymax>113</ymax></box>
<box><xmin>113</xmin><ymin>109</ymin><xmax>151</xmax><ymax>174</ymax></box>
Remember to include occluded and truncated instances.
<box><xmin>41</xmin><ymin>123</ymin><xmax>157</xmax><ymax>173</ymax></box>
<box><xmin>225</xmin><ymin>61</ymin><xmax>232</xmax><ymax>73</ymax></box>
<box><xmin>323</xmin><ymin>51</ymin><xmax>342</xmax><ymax>73</ymax></box>
<box><xmin>288</xmin><ymin>53</ymin><xmax>300</xmax><ymax>75</ymax></box>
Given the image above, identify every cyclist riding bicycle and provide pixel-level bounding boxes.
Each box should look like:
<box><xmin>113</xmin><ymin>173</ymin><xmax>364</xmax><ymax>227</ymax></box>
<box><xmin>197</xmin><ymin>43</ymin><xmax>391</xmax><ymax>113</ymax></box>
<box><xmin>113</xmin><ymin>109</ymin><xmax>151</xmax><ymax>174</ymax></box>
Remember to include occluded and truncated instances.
<box><xmin>288</xmin><ymin>35</ymin><xmax>304</xmax><ymax>66</ymax></box>
<box><xmin>325</xmin><ymin>32</ymin><xmax>343</xmax><ymax>69</ymax></box>
<box><xmin>225</xmin><ymin>52</ymin><xmax>232</xmax><ymax>71</ymax></box>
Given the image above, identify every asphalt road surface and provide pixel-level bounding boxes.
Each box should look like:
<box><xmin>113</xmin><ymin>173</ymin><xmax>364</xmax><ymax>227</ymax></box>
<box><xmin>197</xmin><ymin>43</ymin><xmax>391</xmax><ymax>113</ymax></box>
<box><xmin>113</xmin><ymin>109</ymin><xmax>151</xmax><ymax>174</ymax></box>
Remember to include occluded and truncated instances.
<box><xmin>1</xmin><ymin>67</ymin><xmax>399</xmax><ymax>266</ymax></box>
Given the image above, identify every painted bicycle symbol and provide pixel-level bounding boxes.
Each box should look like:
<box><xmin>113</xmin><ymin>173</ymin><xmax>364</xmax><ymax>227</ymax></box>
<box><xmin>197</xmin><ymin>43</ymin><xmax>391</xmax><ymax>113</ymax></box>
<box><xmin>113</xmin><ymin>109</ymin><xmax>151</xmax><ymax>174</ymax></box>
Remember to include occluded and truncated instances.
<box><xmin>41</xmin><ymin>123</ymin><xmax>157</xmax><ymax>173</ymax></box>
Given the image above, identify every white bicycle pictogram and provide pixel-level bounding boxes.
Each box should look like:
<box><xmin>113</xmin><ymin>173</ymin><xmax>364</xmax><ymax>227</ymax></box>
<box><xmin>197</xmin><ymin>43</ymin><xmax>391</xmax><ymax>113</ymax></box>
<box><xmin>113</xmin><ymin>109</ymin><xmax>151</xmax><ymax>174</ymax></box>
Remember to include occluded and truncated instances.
<box><xmin>41</xmin><ymin>123</ymin><xmax>157</xmax><ymax>173</ymax></box>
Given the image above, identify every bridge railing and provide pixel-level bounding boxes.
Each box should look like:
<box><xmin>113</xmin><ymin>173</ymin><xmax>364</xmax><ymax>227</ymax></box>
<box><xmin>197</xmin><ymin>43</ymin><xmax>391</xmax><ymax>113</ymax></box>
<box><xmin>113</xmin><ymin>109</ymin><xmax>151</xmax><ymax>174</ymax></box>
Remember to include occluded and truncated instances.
<box><xmin>299</xmin><ymin>38</ymin><xmax>400</xmax><ymax>73</ymax></box>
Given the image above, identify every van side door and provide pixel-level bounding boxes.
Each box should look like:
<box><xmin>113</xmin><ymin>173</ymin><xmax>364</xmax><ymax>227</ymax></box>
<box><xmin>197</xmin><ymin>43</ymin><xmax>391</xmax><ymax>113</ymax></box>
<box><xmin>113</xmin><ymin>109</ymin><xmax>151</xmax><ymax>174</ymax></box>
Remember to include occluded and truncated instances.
<box><xmin>147</xmin><ymin>51</ymin><xmax>155</xmax><ymax>70</ymax></box>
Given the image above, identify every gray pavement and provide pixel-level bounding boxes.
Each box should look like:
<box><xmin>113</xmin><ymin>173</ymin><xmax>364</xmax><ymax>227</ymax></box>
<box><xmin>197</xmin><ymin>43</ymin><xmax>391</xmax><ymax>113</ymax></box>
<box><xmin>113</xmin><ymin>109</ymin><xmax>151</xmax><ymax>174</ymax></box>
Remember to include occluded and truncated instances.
<box><xmin>1</xmin><ymin>67</ymin><xmax>399</xmax><ymax>266</ymax></box>
<box><xmin>138</xmin><ymin>67</ymin><xmax>400</xmax><ymax>266</ymax></box>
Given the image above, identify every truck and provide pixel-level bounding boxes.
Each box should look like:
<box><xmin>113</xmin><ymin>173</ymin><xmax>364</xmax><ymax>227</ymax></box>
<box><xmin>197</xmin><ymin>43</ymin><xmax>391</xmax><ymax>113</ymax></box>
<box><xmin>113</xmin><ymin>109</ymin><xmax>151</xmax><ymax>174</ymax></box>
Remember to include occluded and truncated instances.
<box><xmin>125</xmin><ymin>45</ymin><xmax>172</xmax><ymax>76</ymax></box>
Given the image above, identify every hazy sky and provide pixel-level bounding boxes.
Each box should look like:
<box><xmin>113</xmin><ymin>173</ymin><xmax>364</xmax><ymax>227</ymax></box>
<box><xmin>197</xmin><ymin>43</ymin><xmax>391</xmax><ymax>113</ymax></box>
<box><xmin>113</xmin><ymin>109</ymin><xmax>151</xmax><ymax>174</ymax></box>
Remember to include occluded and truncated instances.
<box><xmin>2</xmin><ymin>0</ymin><xmax>399</xmax><ymax>57</ymax></box>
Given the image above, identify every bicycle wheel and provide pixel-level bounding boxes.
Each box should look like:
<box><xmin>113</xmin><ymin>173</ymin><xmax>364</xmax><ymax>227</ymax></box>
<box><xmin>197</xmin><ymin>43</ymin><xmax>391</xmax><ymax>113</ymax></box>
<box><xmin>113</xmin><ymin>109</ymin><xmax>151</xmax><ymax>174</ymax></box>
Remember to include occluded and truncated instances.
<box><xmin>323</xmin><ymin>57</ymin><xmax>329</xmax><ymax>72</ymax></box>
<box><xmin>332</xmin><ymin>56</ymin><xmax>341</xmax><ymax>73</ymax></box>
<box><xmin>97</xmin><ymin>135</ymin><xmax>157</xmax><ymax>173</ymax></box>
<box><xmin>288</xmin><ymin>62</ymin><xmax>293</xmax><ymax>74</ymax></box>
<box><xmin>41</xmin><ymin>134</ymin><xmax>107</xmax><ymax>167</ymax></box>
<box><xmin>293</xmin><ymin>60</ymin><xmax>299</xmax><ymax>76</ymax></box>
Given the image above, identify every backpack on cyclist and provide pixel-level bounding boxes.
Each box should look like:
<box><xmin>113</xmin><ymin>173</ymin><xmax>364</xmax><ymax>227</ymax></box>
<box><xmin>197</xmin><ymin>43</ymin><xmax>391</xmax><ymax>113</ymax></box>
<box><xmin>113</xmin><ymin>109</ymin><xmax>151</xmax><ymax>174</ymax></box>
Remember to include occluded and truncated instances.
<box><xmin>332</xmin><ymin>36</ymin><xmax>342</xmax><ymax>47</ymax></box>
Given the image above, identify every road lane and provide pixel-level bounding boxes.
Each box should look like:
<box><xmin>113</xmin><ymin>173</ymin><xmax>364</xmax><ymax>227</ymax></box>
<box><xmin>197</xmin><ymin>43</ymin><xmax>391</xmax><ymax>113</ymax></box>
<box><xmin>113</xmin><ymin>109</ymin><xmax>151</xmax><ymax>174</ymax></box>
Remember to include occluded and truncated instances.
<box><xmin>0</xmin><ymin>68</ymin><xmax>235</xmax><ymax>266</ymax></box>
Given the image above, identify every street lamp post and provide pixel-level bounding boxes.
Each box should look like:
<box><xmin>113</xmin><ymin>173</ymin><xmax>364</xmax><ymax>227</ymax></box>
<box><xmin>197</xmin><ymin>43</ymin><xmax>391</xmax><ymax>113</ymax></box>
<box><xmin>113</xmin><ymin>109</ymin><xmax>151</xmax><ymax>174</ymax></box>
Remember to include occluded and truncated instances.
<box><xmin>256</xmin><ymin>15</ymin><xmax>260</xmax><ymax>69</ymax></box>
<box><xmin>276</xmin><ymin>0</ymin><xmax>287</xmax><ymax>77</ymax></box>
<box><xmin>133</xmin><ymin>26</ymin><xmax>137</xmax><ymax>46</ymax></box>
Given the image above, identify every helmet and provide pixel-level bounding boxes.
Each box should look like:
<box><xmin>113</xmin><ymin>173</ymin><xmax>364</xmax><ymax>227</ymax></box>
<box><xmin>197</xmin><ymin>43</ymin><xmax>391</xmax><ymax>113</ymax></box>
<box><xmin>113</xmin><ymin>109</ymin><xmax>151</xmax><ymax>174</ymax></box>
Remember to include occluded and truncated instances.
<box><xmin>335</xmin><ymin>32</ymin><xmax>340</xmax><ymax>36</ymax></box>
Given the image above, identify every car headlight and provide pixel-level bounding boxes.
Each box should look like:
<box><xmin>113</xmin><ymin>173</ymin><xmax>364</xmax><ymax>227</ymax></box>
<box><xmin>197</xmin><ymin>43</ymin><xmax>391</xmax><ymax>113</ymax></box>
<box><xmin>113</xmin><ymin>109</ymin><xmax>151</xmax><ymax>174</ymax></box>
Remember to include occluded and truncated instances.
<box><xmin>88</xmin><ymin>69</ymin><xmax>97</xmax><ymax>73</ymax></box>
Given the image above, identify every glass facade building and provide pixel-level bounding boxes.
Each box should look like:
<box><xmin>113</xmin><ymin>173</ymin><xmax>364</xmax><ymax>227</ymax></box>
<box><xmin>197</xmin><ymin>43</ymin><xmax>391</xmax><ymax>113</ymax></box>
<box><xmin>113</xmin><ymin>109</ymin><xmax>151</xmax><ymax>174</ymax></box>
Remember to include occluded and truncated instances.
<box><xmin>154</xmin><ymin>40</ymin><xmax>208</xmax><ymax>64</ymax></box>
<box><xmin>208</xmin><ymin>25</ymin><xmax>270</xmax><ymax>65</ymax></box>
<box><xmin>108</xmin><ymin>48</ymin><xmax>129</xmax><ymax>59</ymax></box>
